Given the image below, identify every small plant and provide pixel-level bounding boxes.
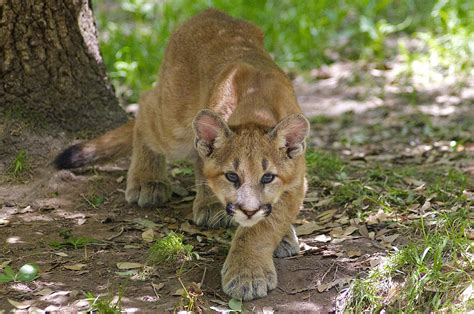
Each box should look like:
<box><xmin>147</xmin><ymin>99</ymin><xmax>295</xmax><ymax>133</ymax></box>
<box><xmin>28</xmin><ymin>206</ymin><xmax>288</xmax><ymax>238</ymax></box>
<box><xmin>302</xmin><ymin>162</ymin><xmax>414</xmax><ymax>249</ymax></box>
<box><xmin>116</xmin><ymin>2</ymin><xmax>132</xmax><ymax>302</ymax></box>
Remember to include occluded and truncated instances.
<box><xmin>305</xmin><ymin>149</ymin><xmax>345</xmax><ymax>182</ymax></box>
<box><xmin>148</xmin><ymin>232</ymin><xmax>193</xmax><ymax>264</ymax></box>
<box><xmin>340</xmin><ymin>208</ymin><xmax>473</xmax><ymax>312</ymax></box>
<box><xmin>49</xmin><ymin>229</ymin><xmax>100</xmax><ymax>249</ymax></box>
<box><xmin>0</xmin><ymin>264</ymin><xmax>39</xmax><ymax>283</ymax></box>
<box><xmin>8</xmin><ymin>150</ymin><xmax>30</xmax><ymax>178</ymax></box>
<box><xmin>85</xmin><ymin>290</ymin><xmax>122</xmax><ymax>314</ymax></box>
<box><xmin>176</xmin><ymin>280</ymin><xmax>205</xmax><ymax>313</ymax></box>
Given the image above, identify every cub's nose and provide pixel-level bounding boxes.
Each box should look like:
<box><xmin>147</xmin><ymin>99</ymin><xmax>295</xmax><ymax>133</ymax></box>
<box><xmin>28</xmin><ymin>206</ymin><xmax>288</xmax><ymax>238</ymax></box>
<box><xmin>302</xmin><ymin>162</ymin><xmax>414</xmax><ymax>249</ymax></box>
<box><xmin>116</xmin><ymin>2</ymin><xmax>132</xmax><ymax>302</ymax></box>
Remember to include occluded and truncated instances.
<box><xmin>240</xmin><ymin>208</ymin><xmax>259</xmax><ymax>218</ymax></box>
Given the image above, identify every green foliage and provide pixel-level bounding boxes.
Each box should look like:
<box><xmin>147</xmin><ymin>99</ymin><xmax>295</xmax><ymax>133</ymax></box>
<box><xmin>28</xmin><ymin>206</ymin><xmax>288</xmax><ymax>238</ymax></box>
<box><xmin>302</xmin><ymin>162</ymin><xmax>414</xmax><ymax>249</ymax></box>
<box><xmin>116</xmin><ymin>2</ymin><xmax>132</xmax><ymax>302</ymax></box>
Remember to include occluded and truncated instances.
<box><xmin>305</xmin><ymin>149</ymin><xmax>345</xmax><ymax>181</ymax></box>
<box><xmin>8</xmin><ymin>150</ymin><xmax>30</xmax><ymax>177</ymax></box>
<box><xmin>343</xmin><ymin>208</ymin><xmax>473</xmax><ymax>312</ymax></box>
<box><xmin>85</xmin><ymin>290</ymin><xmax>122</xmax><ymax>314</ymax></box>
<box><xmin>49</xmin><ymin>229</ymin><xmax>100</xmax><ymax>249</ymax></box>
<box><xmin>0</xmin><ymin>264</ymin><xmax>39</xmax><ymax>283</ymax></box>
<box><xmin>94</xmin><ymin>0</ymin><xmax>473</xmax><ymax>103</ymax></box>
<box><xmin>148</xmin><ymin>232</ymin><xmax>193</xmax><ymax>264</ymax></box>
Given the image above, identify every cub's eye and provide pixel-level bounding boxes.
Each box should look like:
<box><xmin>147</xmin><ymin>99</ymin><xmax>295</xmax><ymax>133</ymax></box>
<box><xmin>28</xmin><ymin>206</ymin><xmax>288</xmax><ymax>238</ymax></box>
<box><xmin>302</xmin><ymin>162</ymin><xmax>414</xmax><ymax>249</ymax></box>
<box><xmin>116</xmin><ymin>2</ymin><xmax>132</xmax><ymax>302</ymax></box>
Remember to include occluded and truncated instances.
<box><xmin>261</xmin><ymin>173</ymin><xmax>275</xmax><ymax>184</ymax></box>
<box><xmin>225</xmin><ymin>172</ymin><xmax>240</xmax><ymax>183</ymax></box>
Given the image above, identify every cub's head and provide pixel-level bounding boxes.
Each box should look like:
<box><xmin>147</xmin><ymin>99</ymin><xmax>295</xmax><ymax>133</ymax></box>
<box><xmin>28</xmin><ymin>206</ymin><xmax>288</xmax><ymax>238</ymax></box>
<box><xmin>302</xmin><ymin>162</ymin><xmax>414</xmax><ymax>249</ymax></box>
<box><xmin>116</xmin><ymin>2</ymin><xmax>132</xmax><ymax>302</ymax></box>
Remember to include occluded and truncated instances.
<box><xmin>193</xmin><ymin>109</ymin><xmax>309</xmax><ymax>227</ymax></box>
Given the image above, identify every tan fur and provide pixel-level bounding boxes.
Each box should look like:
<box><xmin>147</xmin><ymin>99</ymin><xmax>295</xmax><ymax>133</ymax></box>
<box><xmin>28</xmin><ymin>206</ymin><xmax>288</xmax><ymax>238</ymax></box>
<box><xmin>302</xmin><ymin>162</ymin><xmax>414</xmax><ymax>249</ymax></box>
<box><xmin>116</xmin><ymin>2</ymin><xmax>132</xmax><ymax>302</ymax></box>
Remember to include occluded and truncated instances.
<box><xmin>56</xmin><ymin>9</ymin><xmax>310</xmax><ymax>301</ymax></box>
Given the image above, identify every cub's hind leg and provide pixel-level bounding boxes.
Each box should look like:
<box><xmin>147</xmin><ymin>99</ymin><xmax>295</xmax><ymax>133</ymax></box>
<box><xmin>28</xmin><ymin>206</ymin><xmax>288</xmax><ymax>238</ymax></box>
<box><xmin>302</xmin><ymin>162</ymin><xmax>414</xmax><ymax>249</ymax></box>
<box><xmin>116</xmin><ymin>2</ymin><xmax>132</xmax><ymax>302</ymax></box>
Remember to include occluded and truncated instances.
<box><xmin>125</xmin><ymin>132</ymin><xmax>171</xmax><ymax>207</ymax></box>
<box><xmin>192</xmin><ymin>159</ymin><xmax>234</xmax><ymax>228</ymax></box>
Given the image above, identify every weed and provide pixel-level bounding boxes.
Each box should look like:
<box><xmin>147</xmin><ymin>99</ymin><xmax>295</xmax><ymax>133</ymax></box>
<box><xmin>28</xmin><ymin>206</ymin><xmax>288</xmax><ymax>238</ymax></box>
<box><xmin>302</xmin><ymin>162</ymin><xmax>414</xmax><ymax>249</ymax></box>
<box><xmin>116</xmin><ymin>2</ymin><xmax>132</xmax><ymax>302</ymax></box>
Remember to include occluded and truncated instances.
<box><xmin>8</xmin><ymin>150</ymin><xmax>30</xmax><ymax>178</ymax></box>
<box><xmin>306</xmin><ymin>149</ymin><xmax>345</xmax><ymax>182</ymax></box>
<box><xmin>340</xmin><ymin>208</ymin><xmax>473</xmax><ymax>312</ymax></box>
<box><xmin>148</xmin><ymin>232</ymin><xmax>193</xmax><ymax>264</ymax></box>
<box><xmin>49</xmin><ymin>229</ymin><xmax>100</xmax><ymax>249</ymax></box>
<box><xmin>0</xmin><ymin>264</ymin><xmax>39</xmax><ymax>283</ymax></box>
<box><xmin>85</xmin><ymin>289</ymin><xmax>123</xmax><ymax>314</ymax></box>
<box><xmin>176</xmin><ymin>280</ymin><xmax>205</xmax><ymax>313</ymax></box>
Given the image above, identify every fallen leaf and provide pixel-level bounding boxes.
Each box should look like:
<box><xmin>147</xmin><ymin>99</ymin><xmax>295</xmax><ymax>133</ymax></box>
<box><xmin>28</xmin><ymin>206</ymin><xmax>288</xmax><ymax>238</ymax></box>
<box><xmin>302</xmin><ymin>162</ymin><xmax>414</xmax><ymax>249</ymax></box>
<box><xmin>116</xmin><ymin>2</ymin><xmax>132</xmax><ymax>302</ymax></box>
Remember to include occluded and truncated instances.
<box><xmin>142</xmin><ymin>229</ymin><xmax>155</xmax><ymax>242</ymax></box>
<box><xmin>330</xmin><ymin>227</ymin><xmax>344</xmax><ymax>238</ymax></box>
<box><xmin>262</xmin><ymin>307</ymin><xmax>274</xmax><ymax>314</ymax></box>
<box><xmin>229</xmin><ymin>298</ymin><xmax>243</xmax><ymax>311</ymax></box>
<box><xmin>295</xmin><ymin>221</ymin><xmax>325</xmax><ymax>236</ymax></box>
<box><xmin>358</xmin><ymin>224</ymin><xmax>369</xmax><ymax>238</ymax></box>
<box><xmin>382</xmin><ymin>234</ymin><xmax>400</xmax><ymax>243</ymax></box>
<box><xmin>54</xmin><ymin>252</ymin><xmax>68</xmax><ymax>257</ymax></box>
<box><xmin>316</xmin><ymin>209</ymin><xmax>337</xmax><ymax>222</ymax></box>
<box><xmin>64</xmin><ymin>264</ymin><xmax>87</xmax><ymax>271</ymax></box>
<box><xmin>8</xmin><ymin>298</ymin><xmax>35</xmax><ymax>309</ymax></box>
<box><xmin>115</xmin><ymin>270</ymin><xmax>139</xmax><ymax>277</ymax></box>
<box><xmin>77</xmin><ymin>218</ymin><xmax>86</xmax><ymax>225</ymax></box>
<box><xmin>0</xmin><ymin>218</ymin><xmax>9</xmax><ymax>225</ymax></box>
<box><xmin>347</xmin><ymin>249</ymin><xmax>362</xmax><ymax>257</ymax></box>
<box><xmin>132</xmin><ymin>218</ymin><xmax>158</xmax><ymax>229</ymax></box>
<box><xmin>172</xmin><ymin>288</ymin><xmax>185</xmax><ymax>296</ymax></box>
<box><xmin>124</xmin><ymin>244</ymin><xmax>142</xmax><ymax>249</ymax></box>
<box><xmin>0</xmin><ymin>260</ymin><xmax>11</xmax><ymax>269</ymax></box>
<box><xmin>317</xmin><ymin>277</ymin><xmax>351</xmax><ymax>292</ymax></box>
<box><xmin>152</xmin><ymin>282</ymin><xmax>165</xmax><ymax>291</ymax></box>
<box><xmin>35</xmin><ymin>288</ymin><xmax>54</xmax><ymax>296</ymax></box>
<box><xmin>116</xmin><ymin>262</ymin><xmax>143</xmax><ymax>270</ymax></box>
<box><xmin>313</xmin><ymin>234</ymin><xmax>331</xmax><ymax>242</ymax></box>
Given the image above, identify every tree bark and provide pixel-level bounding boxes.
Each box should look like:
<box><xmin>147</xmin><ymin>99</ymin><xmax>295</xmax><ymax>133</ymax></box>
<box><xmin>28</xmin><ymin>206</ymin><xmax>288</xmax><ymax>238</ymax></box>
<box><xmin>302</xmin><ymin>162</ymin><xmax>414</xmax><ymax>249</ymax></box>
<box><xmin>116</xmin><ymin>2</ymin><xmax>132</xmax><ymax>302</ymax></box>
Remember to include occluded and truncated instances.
<box><xmin>0</xmin><ymin>0</ymin><xmax>127</xmax><ymax>133</ymax></box>
<box><xmin>0</xmin><ymin>0</ymin><xmax>127</xmax><ymax>169</ymax></box>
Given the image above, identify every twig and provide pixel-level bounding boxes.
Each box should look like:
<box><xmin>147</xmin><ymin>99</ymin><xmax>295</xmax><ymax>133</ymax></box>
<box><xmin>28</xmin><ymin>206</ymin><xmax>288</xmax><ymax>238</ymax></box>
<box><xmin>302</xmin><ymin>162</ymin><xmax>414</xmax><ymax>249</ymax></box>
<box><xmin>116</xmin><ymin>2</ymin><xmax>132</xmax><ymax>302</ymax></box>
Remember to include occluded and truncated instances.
<box><xmin>106</xmin><ymin>226</ymin><xmax>124</xmax><ymax>241</ymax></box>
<box><xmin>80</xmin><ymin>193</ymin><xmax>97</xmax><ymax>209</ymax></box>
<box><xmin>199</xmin><ymin>267</ymin><xmax>207</xmax><ymax>287</ymax></box>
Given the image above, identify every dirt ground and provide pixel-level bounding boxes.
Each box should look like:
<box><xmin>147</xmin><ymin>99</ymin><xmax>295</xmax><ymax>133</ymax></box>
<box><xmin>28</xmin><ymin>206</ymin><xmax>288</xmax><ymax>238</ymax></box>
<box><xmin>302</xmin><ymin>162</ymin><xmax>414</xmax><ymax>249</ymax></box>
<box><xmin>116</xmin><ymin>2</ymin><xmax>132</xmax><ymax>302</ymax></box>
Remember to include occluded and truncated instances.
<box><xmin>1</xmin><ymin>61</ymin><xmax>473</xmax><ymax>312</ymax></box>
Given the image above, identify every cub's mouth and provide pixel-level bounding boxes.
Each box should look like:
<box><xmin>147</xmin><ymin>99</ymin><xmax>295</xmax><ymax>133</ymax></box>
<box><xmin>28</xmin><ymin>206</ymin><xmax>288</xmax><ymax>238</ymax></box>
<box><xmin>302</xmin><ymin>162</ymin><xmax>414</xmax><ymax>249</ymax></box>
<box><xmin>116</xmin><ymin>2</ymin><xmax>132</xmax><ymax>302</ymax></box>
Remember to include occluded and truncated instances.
<box><xmin>225</xmin><ymin>203</ymin><xmax>272</xmax><ymax>227</ymax></box>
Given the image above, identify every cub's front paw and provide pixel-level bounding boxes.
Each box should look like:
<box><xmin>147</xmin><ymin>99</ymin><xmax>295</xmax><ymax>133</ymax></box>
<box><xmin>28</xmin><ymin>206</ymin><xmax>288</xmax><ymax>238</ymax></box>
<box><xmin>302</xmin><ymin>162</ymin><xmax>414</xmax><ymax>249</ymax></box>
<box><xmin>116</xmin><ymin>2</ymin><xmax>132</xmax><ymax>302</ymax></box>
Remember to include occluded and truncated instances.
<box><xmin>221</xmin><ymin>256</ymin><xmax>277</xmax><ymax>301</ymax></box>
<box><xmin>193</xmin><ymin>201</ymin><xmax>235</xmax><ymax>228</ymax></box>
<box><xmin>274</xmin><ymin>226</ymin><xmax>300</xmax><ymax>258</ymax></box>
<box><xmin>125</xmin><ymin>180</ymin><xmax>172</xmax><ymax>207</ymax></box>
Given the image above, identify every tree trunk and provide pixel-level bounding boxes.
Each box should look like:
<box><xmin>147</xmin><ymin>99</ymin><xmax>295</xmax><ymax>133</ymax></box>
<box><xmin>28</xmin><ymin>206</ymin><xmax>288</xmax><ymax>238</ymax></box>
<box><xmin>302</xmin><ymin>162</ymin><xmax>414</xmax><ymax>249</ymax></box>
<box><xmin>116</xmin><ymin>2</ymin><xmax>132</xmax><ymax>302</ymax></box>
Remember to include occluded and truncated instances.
<box><xmin>0</xmin><ymin>0</ymin><xmax>127</xmax><ymax>169</ymax></box>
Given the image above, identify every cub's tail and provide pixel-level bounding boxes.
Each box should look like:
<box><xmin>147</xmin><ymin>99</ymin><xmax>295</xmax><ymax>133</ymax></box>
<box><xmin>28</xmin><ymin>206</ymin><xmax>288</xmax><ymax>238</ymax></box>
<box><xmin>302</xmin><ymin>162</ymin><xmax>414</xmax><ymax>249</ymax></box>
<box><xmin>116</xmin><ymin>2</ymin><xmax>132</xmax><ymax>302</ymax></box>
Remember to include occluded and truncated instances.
<box><xmin>54</xmin><ymin>120</ymin><xmax>135</xmax><ymax>169</ymax></box>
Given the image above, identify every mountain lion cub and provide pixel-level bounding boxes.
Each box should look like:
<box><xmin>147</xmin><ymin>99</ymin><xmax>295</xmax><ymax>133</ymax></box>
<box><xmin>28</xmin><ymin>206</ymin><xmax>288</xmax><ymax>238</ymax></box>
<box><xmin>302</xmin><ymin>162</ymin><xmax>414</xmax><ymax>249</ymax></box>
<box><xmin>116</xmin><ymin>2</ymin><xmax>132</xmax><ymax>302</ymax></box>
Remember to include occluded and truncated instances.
<box><xmin>55</xmin><ymin>9</ymin><xmax>309</xmax><ymax>301</ymax></box>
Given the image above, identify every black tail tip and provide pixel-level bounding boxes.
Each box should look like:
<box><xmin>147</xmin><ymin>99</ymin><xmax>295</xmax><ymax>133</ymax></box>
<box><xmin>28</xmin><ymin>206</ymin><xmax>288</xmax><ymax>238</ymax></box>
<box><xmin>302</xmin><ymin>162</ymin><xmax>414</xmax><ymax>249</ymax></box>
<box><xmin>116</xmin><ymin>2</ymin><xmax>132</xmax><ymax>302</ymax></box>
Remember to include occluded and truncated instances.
<box><xmin>54</xmin><ymin>144</ymin><xmax>87</xmax><ymax>169</ymax></box>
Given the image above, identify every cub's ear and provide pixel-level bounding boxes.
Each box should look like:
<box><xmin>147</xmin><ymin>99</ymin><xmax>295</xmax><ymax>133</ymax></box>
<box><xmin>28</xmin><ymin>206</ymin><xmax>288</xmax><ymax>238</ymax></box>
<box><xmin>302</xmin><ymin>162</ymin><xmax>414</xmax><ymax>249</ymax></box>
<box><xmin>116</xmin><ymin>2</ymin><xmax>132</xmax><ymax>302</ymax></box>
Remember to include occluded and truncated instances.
<box><xmin>192</xmin><ymin>109</ymin><xmax>232</xmax><ymax>157</ymax></box>
<box><xmin>270</xmin><ymin>114</ymin><xmax>310</xmax><ymax>158</ymax></box>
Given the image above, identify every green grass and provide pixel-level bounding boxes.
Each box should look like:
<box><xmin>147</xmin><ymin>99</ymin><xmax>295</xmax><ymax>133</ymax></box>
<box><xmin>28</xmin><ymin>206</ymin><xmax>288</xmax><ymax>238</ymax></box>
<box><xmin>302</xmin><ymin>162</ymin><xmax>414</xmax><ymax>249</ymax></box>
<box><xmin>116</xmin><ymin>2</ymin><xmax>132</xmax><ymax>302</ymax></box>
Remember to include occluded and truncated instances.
<box><xmin>8</xmin><ymin>150</ymin><xmax>30</xmax><ymax>178</ymax></box>
<box><xmin>305</xmin><ymin>149</ymin><xmax>346</xmax><ymax>182</ymax></box>
<box><xmin>148</xmin><ymin>232</ymin><xmax>193</xmax><ymax>264</ymax></box>
<box><xmin>0</xmin><ymin>264</ymin><xmax>39</xmax><ymax>283</ymax></box>
<box><xmin>340</xmin><ymin>208</ymin><xmax>473</xmax><ymax>312</ymax></box>
<box><xmin>86</xmin><ymin>290</ymin><xmax>123</xmax><ymax>314</ymax></box>
<box><xmin>93</xmin><ymin>0</ymin><xmax>473</xmax><ymax>103</ymax></box>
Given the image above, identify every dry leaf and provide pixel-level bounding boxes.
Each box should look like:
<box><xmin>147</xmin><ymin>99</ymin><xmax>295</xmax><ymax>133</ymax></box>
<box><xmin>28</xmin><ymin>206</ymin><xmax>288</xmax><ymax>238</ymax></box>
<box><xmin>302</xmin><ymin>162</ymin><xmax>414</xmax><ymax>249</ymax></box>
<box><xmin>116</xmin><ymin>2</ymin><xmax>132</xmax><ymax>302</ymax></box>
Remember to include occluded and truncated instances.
<box><xmin>0</xmin><ymin>260</ymin><xmax>11</xmax><ymax>269</ymax></box>
<box><xmin>317</xmin><ymin>277</ymin><xmax>351</xmax><ymax>292</ymax></box>
<box><xmin>313</xmin><ymin>234</ymin><xmax>331</xmax><ymax>242</ymax></box>
<box><xmin>382</xmin><ymin>234</ymin><xmax>400</xmax><ymax>243</ymax></box>
<box><xmin>142</xmin><ymin>229</ymin><xmax>155</xmax><ymax>242</ymax></box>
<box><xmin>8</xmin><ymin>298</ymin><xmax>35</xmax><ymax>309</ymax></box>
<box><xmin>173</xmin><ymin>288</ymin><xmax>185</xmax><ymax>296</ymax></box>
<box><xmin>295</xmin><ymin>221</ymin><xmax>325</xmax><ymax>236</ymax></box>
<box><xmin>330</xmin><ymin>227</ymin><xmax>344</xmax><ymax>238</ymax></box>
<box><xmin>358</xmin><ymin>224</ymin><xmax>369</xmax><ymax>238</ymax></box>
<box><xmin>152</xmin><ymin>282</ymin><xmax>165</xmax><ymax>291</ymax></box>
<box><xmin>35</xmin><ymin>288</ymin><xmax>54</xmax><ymax>296</ymax></box>
<box><xmin>116</xmin><ymin>262</ymin><xmax>143</xmax><ymax>270</ymax></box>
<box><xmin>64</xmin><ymin>264</ymin><xmax>87</xmax><ymax>271</ymax></box>
<box><xmin>54</xmin><ymin>252</ymin><xmax>68</xmax><ymax>257</ymax></box>
<box><xmin>347</xmin><ymin>249</ymin><xmax>362</xmax><ymax>257</ymax></box>
<box><xmin>316</xmin><ymin>209</ymin><xmax>337</xmax><ymax>222</ymax></box>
